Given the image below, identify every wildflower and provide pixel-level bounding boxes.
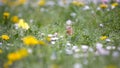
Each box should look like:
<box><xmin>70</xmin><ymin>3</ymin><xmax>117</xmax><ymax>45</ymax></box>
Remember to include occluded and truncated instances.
<box><xmin>38</xmin><ymin>0</ymin><xmax>46</xmax><ymax>6</ymax></box>
<box><xmin>83</xmin><ymin>5</ymin><xmax>90</xmax><ymax>10</ymax></box>
<box><xmin>0</xmin><ymin>49</ymin><xmax>3</xmax><ymax>54</ymax></box>
<box><xmin>7</xmin><ymin>48</ymin><xmax>28</xmax><ymax>62</ymax></box>
<box><xmin>72</xmin><ymin>1</ymin><xmax>84</xmax><ymax>6</ymax></box>
<box><xmin>22</xmin><ymin>36</ymin><xmax>39</xmax><ymax>46</ymax></box>
<box><xmin>11</xmin><ymin>16</ymin><xmax>19</xmax><ymax>23</ymax></box>
<box><xmin>112</xmin><ymin>3</ymin><xmax>118</xmax><ymax>7</ymax></box>
<box><xmin>99</xmin><ymin>23</ymin><xmax>104</xmax><ymax>27</ymax></box>
<box><xmin>81</xmin><ymin>45</ymin><xmax>89</xmax><ymax>52</ymax></box>
<box><xmin>100</xmin><ymin>36</ymin><xmax>107</xmax><ymax>40</ymax></box>
<box><xmin>111</xmin><ymin>3</ymin><xmax>118</xmax><ymax>9</ymax></box>
<box><xmin>27</xmin><ymin>48</ymin><xmax>33</xmax><ymax>54</ymax></box>
<box><xmin>66</xmin><ymin>20</ymin><xmax>72</xmax><ymax>25</ymax></box>
<box><xmin>96</xmin><ymin>43</ymin><xmax>109</xmax><ymax>56</ymax></box>
<box><xmin>51</xmin><ymin>41</ymin><xmax>55</xmax><ymax>44</ymax></box>
<box><xmin>70</xmin><ymin>12</ymin><xmax>76</xmax><ymax>17</ymax></box>
<box><xmin>100</xmin><ymin>4</ymin><xmax>108</xmax><ymax>9</ymax></box>
<box><xmin>3</xmin><ymin>12</ymin><xmax>10</xmax><ymax>19</ymax></box>
<box><xmin>7</xmin><ymin>52</ymin><xmax>22</xmax><ymax>61</ymax></box>
<box><xmin>106</xmin><ymin>38</ymin><xmax>111</xmax><ymax>42</ymax></box>
<box><xmin>17</xmin><ymin>19</ymin><xmax>30</xmax><ymax>30</ymax></box>
<box><xmin>1</xmin><ymin>35</ymin><xmax>10</xmax><ymax>40</ymax></box>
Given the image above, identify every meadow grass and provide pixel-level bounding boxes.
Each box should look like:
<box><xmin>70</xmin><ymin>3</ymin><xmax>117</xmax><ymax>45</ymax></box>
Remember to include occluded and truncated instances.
<box><xmin>0</xmin><ymin>1</ymin><xmax>120</xmax><ymax>68</ymax></box>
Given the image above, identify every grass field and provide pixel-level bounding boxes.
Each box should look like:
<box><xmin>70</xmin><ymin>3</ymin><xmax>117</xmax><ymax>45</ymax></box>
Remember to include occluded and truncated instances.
<box><xmin>0</xmin><ymin>0</ymin><xmax>120</xmax><ymax>68</ymax></box>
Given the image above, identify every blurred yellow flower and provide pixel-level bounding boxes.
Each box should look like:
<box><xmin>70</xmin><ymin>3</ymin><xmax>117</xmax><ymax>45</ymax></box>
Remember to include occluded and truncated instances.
<box><xmin>100</xmin><ymin>36</ymin><xmax>107</xmax><ymax>40</ymax></box>
<box><xmin>8</xmin><ymin>52</ymin><xmax>22</xmax><ymax>61</ymax></box>
<box><xmin>38</xmin><ymin>40</ymin><xmax>46</xmax><ymax>45</ymax></box>
<box><xmin>3</xmin><ymin>12</ymin><xmax>10</xmax><ymax>19</ymax></box>
<box><xmin>18</xmin><ymin>19</ymin><xmax>30</xmax><ymax>30</ymax></box>
<box><xmin>7</xmin><ymin>48</ymin><xmax>28</xmax><ymax>62</ymax></box>
<box><xmin>46</xmin><ymin>36</ymin><xmax>51</xmax><ymax>42</ymax></box>
<box><xmin>100</xmin><ymin>4</ymin><xmax>108</xmax><ymax>9</ymax></box>
<box><xmin>50</xmin><ymin>64</ymin><xmax>60</xmax><ymax>68</ymax></box>
<box><xmin>38</xmin><ymin>0</ymin><xmax>46</xmax><ymax>6</ymax></box>
<box><xmin>11</xmin><ymin>16</ymin><xmax>19</xmax><ymax>23</ymax></box>
<box><xmin>3</xmin><ymin>61</ymin><xmax>13</xmax><ymax>68</ymax></box>
<box><xmin>105</xmin><ymin>65</ymin><xmax>117</xmax><ymax>68</ymax></box>
<box><xmin>0</xmin><ymin>49</ymin><xmax>3</xmax><ymax>54</ymax></box>
<box><xmin>22</xmin><ymin>36</ymin><xmax>39</xmax><ymax>46</ymax></box>
<box><xmin>111</xmin><ymin>3</ymin><xmax>118</xmax><ymax>7</ymax></box>
<box><xmin>17</xmin><ymin>0</ymin><xmax>26</xmax><ymax>5</ymax></box>
<box><xmin>18</xmin><ymin>49</ymin><xmax>28</xmax><ymax>57</ymax></box>
<box><xmin>1</xmin><ymin>35</ymin><xmax>10</xmax><ymax>40</ymax></box>
<box><xmin>72</xmin><ymin>1</ymin><xmax>84</xmax><ymax>6</ymax></box>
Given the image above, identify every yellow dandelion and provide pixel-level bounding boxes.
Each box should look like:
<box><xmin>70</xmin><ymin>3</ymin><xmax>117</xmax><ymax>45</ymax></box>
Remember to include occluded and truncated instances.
<box><xmin>111</xmin><ymin>3</ymin><xmax>118</xmax><ymax>7</ymax></box>
<box><xmin>7</xmin><ymin>52</ymin><xmax>22</xmax><ymax>61</ymax></box>
<box><xmin>38</xmin><ymin>0</ymin><xmax>46</xmax><ymax>6</ymax></box>
<box><xmin>72</xmin><ymin>1</ymin><xmax>84</xmax><ymax>6</ymax></box>
<box><xmin>100</xmin><ymin>4</ymin><xmax>108</xmax><ymax>9</ymax></box>
<box><xmin>100</xmin><ymin>36</ymin><xmax>107</xmax><ymax>40</ymax></box>
<box><xmin>1</xmin><ymin>35</ymin><xmax>10</xmax><ymax>40</ymax></box>
<box><xmin>22</xmin><ymin>36</ymin><xmax>39</xmax><ymax>46</ymax></box>
<box><xmin>11</xmin><ymin>16</ymin><xmax>19</xmax><ymax>23</ymax></box>
<box><xmin>18</xmin><ymin>19</ymin><xmax>30</xmax><ymax>30</ymax></box>
<box><xmin>0</xmin><ymin>49</ymin><xmax>3</xmax><ymax>54</ymax></box>
<box><xmin>3</xmin><ymin>12</ymin><xmax>10</xmax><ymax>19</ymax></box>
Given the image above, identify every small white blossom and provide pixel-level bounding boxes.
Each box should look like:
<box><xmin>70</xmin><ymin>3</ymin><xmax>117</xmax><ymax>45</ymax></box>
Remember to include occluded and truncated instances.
<box><xmin>30</xmin><ymin>19</ymin><xmax>34</xmax><ymax>23</ymax></box>
<box><xmin>0</xmin><ymin>42</ymin><xmax>2</xmax><ymax>45</ymax></box>
<box><xmin>97</xmin><ymin>7</ymin><xmax>101</xmax><ymax>10</ymax></box>
<box><xmin>96</xmin><ymin>43</ymin><xmax>103</xmax><ymax>49</ymax></box>
<box><xmin>66</xmin><ymin>20</ymin><xmax>72</xmax><ymax>25</ymax></box>
<box><xmin>48</xmin><ymin>34</ymin><xmax>53</xmax><ymax>37</ymax></box>
<box><xmin>106</xmin><ymin>38</ymin><xmax>111</xmax><ymax>42</ymax></box>
<box><xmin>106</xmin><ymin>46</ymin><xmax>112</xmax><ymax>50</ymax></box>
<box><xmin>99</xmin><ymin>24</ymin><xmax>104</xmax><ymax>27</ymax></box>
<box><xmin>74</xmin><ymin>63</ymin><xmax>82</xmax><ymax>68</ymax></box>
<box><xmin>83</xmin><ymin>5</ymin><xmax>90</xmax><ymax>10</ymax></box>
<box><xmin>111</xmin><ymin>5</ymin><xmax>115</xmax><ymax>9</ymax></box>
<box><xmin>51</xmin><ymin>41</ymin><xmax>55</xmax><ymax>44</ymax></box>
<box><xmin>28</xmin><ymin>48</ymin><xmax>33</xmax><ymax>54</ymax></box>
<box><xmin>70</xmin><ymin>12</ymin><xmax>76</xmax><ymax>17</ymax></box>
